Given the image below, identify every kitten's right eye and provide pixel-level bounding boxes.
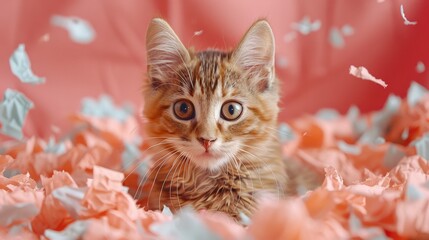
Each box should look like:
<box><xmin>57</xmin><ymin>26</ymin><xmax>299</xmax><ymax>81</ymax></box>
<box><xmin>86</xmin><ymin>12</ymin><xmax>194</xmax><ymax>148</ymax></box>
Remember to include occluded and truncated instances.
<box><xmin>173</xmin><ymin>99</ymin><xmax>195</xmax><ymax>120</ymax></box>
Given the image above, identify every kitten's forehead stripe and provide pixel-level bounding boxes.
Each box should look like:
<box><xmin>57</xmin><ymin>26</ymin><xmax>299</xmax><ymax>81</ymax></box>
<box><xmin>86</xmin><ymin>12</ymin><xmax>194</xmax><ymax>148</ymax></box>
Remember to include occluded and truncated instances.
<box><xmin>194</xmin><ymin>50</ymin><xmax>231</xmax><ymax>96</ymax></box>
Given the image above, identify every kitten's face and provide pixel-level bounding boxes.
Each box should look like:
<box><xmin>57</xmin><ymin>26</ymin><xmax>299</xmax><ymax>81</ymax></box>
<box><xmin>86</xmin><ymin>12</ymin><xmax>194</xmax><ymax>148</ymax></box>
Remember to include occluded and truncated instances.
<box><xmin>143</xmin><ymin>19</ymin><xmax>279</xmax><ymax>171</ymax></box>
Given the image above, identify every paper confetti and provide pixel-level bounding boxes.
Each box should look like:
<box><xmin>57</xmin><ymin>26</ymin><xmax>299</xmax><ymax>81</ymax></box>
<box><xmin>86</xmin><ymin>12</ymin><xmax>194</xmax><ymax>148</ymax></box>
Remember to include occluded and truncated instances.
<box><xmin>239</xmin><ymin>212</ymin><xmax>251</xmax><ymax>226</ymax></box>
<box><xmin>349</xmin><ymin>65</ymin><xmax>387</xmax><ymax>88</ymax></box>
<box><xmin>276</xmin><ymin>56</ymin><xmax>288</xmax><ymax>68</ymax></box>
<box><xmin>401</xmin><ymin>128</ymin><xmax>410</xmax><ymax>141</ymax></box>
<box><xmin>341</xmin><ymin>24</ymin><xmax>354</xmax><ymax>36</ymax></box>
<box><xmin>316</xmin><ymin>109</ymin><xmax>340</xmax><ymax>120</ymax></box>
<box><xmin>0</xmin><ymin>89</ymin><xmax>34</xmax><ymax>139</ymax></box>
<box><xmin>39</xmin><ymin>33</ymin><xmax>50</xmax><ymax>42</ymax></box>
<box><xmin>416</xmin><ymin>61</ymin><xmax>425</xmax><ymax>73</ymax></box>
<box><xmin>414</xmin><ymin>134</ymin><xmax>429</xmax><ymax>160</ymax></box>
<box><xmin>0</xmin><ymin>203</ymin><xmax>39</xmax><ymax>227</ymax></box>
<box><xmin>9</xmin><ymin>44</ymin><xmax>46</xmax><ymax>84</ymax></box>
<box><xmin>162</xmin><ymin>205</ymin><xmax>173</xmax><ymax>217</ymax></box>
<box><xmin>121</xmin><ymin>141</ymin><xmax>142</xmax><ymax>170</ymax></box>
<box><xmin>291</xmin><ymin>16</ymin><xmax>321</xmax><ymax>35</ymax></box>
<box><xmin>337</xmin><ymin>141</ymin><xmax>361</xmax><ymax>155</ymax></box>
<box><xmin>283</xmin><ymin>32</ymin><xmax>297</xmax><ymax>42</ymax></box>
<box><xmin>44</xmin><ymin>220</ymin><xmax>88</xmax><ymax>240</ymax></box>
<box><xmin>278</xmin><ymin>122</ymin><xmax>295</xmax><ymax>143</ymax></box>
<box><xmin>383</xmin><ymin>145</ymin><xmax>406</xmax><ymax>169</ymax></box>
<box><xmin>51</xmin><ymin>15</ymin><xmax>96</xmax><ymax>44</ymax></box>
<box><xmin>193</xmin><ymin>30</ymin><xmax>203</xmax><ymax>36</ymax></box>
<box><xmin>347</xmin><ymin>105</ymin><xmax>367</xmax><ymax>135</ymax></box>
<box><xmin>407</xmin><ymin>81</ymin><xmax>428</xmax><ymax>107</ymax></box>
<box><xmin>81</xmin><ymin>95</ymin><xmax>133</xmax><ymax>122</ymax></box>
<box><xmin>151</xmin><ymin>207</ymin><xmax>221</xmax><ymax>240</ymax></box>
<box><xmin>359</xmin><ymin>95</ymin><xmax>401</xmax><ymax>144</ymax></box>
<box><xmin>329</xmin><ymin>27</ymin><xmax>345</xmax><ymax>48</ymax></box>
<box><xmin>51</xmin><ymin>186</ymin><xmax>86</xmax><ymax>219</ymax></box>
<box><xmin>44</xmin><ymin>137</ymin><xmax>67</xmax><ymax>155</ymax></box>
<box><xmin>400</xmin><ymin>5</ymin><xmax>417</xmax><ymax>25</ymax></box>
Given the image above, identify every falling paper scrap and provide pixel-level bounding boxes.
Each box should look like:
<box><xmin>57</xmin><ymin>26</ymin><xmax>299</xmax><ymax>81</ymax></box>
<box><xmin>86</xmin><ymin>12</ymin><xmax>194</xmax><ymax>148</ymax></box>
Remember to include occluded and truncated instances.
<box><xmin>329</xmin><ymin>25</ymin><xmax>354</xmax><ymax>48</ymax></box>
<box><xmin>0</xmin><ymin>89</ymin><xmax>34</xmax><ymax>140</ymax></box>
<box><xmin>400</xmin><ymin>5</ymin><xmax>417</xmax><ymax>25</ymax></box>
<box><xmin>341</xmin><ymin>25</ymin><xmax>354</xmax><ymax>36</ymax></box>
<box><xmin>416</xmin><ymin>61</ymin><xmax>425</xmax><ymax>73</ymax></box>
<box><xmin>81</xmin><ymin>95</ymin><xmax>133</xmax><ymax>122</ymax></box>
<box><xmin>349</xmin><ymin>65</ymin><xmax>387</xmax><ymax>88</ymax></box>
<box><xmin>193</xmin><ymin>30</ymin><xmax>203</xmax><ymax>36</ymax></box>
<box><xmin>329</xmin><ymin>27</ymin><xmax>345</xmax><ymax>48</ymax></box>
<box><xmin>9</xmin><ymin>44</ymin><xmax>46</xmax><ymax>84</ymax></box>
<box><xmin>51</xmin><ymin>15</ymin><xmax>96</xmax><ymax>44</ymax></box>
<box><xmin>291</xmin><ymin>16</ymin><xmax>321</xmax><ymax>35</ymax></box>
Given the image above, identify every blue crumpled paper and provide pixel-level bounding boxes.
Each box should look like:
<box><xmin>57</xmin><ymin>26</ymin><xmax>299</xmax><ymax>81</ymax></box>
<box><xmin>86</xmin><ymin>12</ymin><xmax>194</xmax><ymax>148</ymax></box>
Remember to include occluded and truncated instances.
<box><xmin>278</xmin><ymin>122</ymin><xmax>295</xmax><ymax>143</ymax></box>
<box><xmin>0</xmin><ymin>203</ymin><xmax>39</xmax><ymax>227</ymax></box>
<box><xmin>51</xmin><ymin>186</ymin><xmax>86</xmax><ymax>219</ymax></box>
<box><xmin>51</xmin><ymin>15</ymin><xmax>96</xmax><ymax>44</ymax></box>
<box><xmin>9</xmin><ymin>44</ymin><xmax>45</xmax><ymax>84</ymax></box>
<box><xmin>349</xmin><ymin>213</ymin><xmax>389</xmax><ymax>240</ymax></box>
<box><xmin>239</xmin><ymin>212</ymin><xmax>251</xmax><ymax>226</ymax></box>
<box><xmin>329</xmin><ymin>24</ymin><xmax>354</xmax><ymax>49</ymax></box>
<box><xmin>413</xmin><ymin>133</ymin><xmax>429</xmax><ymax>161</ymax></box>
<box><xmin>121</xmin><ymin>138</ymin><xmax>142</xmax><ymax>170</ymax></box>
<box><xmin>162</xmin><ymin>205</ymin><xmax>173</xmax><ymax>217</ymax></box>
<box><xmin>347</xmin><ymin>105</ymin><xmax>367</xmax><ymax>136</ymax></box>
<box><xmin>383</xmin><ymin>144</ymin><xmax>406</xmax><ymax>169</ymax></box>
<box><xmin>0</xmin><ymin>89</ymin><xmax>34</xmax><ymax>140</ymax></box>
<box><xmin>407</xmin><ymin>81</ymin><xmax>427</xmax><ymax>107</ymax></box>
<box><xmin>150</xmin><ymin>207</ymin><xmax>221</xmax><ymax>240</ymax></box>
<box><xmin>81</xmin><ymin>95</ymin><xmax>133</xmax><ymax>122</ymax></box>
<box><xmin>291</xmin><ymin>16</ymin><xmax>321</xmax><ymax>35</ymax></box>
<box><xmin>358</xmin><ymin>94</ymin><xmax>401</xmax><ymax>145</ymax></box>
<box><xmin>316</xmin><ymin>108</ymin><xmax>340</xmax><ymax>120</ymax></box>
<box><xmin>44</xmin><ymin>137</ymin><xmax>67</xmax><ymax>155</ymax></box>
<box><xmin>44</xmin><ymin>220</ymin><xmax>88</xmax><ymax>240</ymax></box>
<box><xmin>337</xmin><ymin>140</ymin><xmax>361</xmax><ymax>155</ymax></box>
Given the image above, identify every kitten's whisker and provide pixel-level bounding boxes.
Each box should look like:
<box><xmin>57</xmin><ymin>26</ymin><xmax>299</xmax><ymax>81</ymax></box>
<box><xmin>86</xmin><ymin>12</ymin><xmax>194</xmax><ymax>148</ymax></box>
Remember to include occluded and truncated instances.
<box><xmin>135</xmin><ymin>145</ymin><xmax>178</xmax><ymax>199</ymax></box>
<box><xmin>159</xmin><ymin>152</ymin><xmax>183</xmax><ymax>209</ymax></box>
<box><xmin>238</xmin><ymin>147</ymin><xmax>283</xmax><ymax>199</ymax></box>
<box><xmin>231</xmin><ymin>152</ymin><xmax>259</xmax><ymax>193</ymax></box>
<box><xmin>124</xmin><ymin>139</ymin><xmax>174</xmax><ymax>181</ymax></box>
<box><xmin>226</xmin><ymin>153</ymin><xmax>244</xmax><ymax>206</ymax></box>
<box><xmin>179</xmin><ymin>152</ymin><xmax>192</xmax><ymax>208</ymax></box>
<box><xmin>143</xmin><ymin>150</ymin><xmax>181</xmax><ymax>205</ymax></box>
<box><xmin>172</xmin><ymin>152</ymin><xmax>189</xmax><ymax>210</ymax></box>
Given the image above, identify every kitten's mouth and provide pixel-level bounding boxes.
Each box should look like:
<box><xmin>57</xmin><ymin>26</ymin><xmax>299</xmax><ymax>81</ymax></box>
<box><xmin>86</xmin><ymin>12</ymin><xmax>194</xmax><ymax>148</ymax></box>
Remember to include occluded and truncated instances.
<box><xmin>187</xmin><ymin>150</ymin><xmax>229</xmax><ymax>170</ymax></box>
<box><xmin>198</xmin><ymin>151</ymin><xmax>217</xmax><ymax>159</ymax></box>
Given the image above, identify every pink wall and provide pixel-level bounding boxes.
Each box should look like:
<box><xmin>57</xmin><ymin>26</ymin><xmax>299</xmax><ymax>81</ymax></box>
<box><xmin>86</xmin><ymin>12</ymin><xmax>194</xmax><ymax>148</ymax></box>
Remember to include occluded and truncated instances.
<box><xmin>0</xmin><ymin>0</ymin><xmax>428</xmax><ymax>139</ymax></box>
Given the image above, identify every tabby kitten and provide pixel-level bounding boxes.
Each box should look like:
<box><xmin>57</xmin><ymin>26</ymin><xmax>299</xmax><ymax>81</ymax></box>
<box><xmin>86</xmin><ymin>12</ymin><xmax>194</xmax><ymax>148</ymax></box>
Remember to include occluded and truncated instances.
<box><xmin>142</xmin><ymin>18</ymin><xmax>287</xmax><ymax>220</ymax></box>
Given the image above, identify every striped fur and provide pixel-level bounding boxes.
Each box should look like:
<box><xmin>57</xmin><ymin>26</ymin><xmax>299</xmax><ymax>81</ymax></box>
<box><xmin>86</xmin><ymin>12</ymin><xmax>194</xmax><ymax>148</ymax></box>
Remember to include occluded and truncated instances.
<box><xmin>142</xmin><ymin>18</ymin><xmax>287</xmax><ymax>220</ymax></box>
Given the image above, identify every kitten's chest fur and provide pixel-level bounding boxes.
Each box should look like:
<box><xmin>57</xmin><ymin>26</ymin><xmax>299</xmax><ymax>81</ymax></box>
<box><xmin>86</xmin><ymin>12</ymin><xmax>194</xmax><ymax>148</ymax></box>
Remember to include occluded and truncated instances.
<box><xmin>145</xmin><ymin>139</ymin><xmax>286</xmax><ymax>219</ymax></box>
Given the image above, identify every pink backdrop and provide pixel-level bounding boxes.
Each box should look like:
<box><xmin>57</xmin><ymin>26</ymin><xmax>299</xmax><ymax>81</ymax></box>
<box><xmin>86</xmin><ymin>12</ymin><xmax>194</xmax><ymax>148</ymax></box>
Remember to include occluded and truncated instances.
<box><xmin>0</xmin><ymin>0</ymin><xmax>428</xmax><ymax>139</ymax></box>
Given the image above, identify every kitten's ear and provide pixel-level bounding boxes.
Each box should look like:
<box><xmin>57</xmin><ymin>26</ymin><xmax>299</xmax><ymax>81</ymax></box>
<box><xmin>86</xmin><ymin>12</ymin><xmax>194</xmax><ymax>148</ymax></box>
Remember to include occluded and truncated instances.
<box><xmin>146</xmin><ymin>18</ymin><xmax>190</xmax><ymax>89</ymax></box>
<box><xmin>232</xmin><ymin>20</ymin><xmax>275</xmax><ymax>92</ymax></box>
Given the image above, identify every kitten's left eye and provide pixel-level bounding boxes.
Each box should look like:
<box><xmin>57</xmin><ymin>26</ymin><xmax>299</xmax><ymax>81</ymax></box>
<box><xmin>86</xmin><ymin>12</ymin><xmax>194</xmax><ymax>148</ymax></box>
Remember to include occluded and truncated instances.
<box><xmin>221</xmin><ymin>101</ymin><xmax>243</xmax><ymax>121</ymax></box>
<box><xmin>173</xmin><ymin>99</ymin><xmax>195</xmax><ymax>120</ymax></box>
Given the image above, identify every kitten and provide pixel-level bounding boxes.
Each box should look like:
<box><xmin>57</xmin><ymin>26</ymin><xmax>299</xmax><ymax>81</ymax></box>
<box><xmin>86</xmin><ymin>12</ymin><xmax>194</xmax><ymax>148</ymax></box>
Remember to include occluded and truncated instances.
<box><xmin>141</xmin><ymin>18</ymin><xmax>287</xmax><ymax>220</ymax></box>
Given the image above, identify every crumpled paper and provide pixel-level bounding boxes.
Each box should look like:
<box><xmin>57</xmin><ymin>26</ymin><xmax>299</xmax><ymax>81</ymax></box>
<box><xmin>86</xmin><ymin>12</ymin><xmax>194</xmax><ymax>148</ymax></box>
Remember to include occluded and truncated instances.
<box><xmin>349</xmin><ymin>65</ymin><xmax>388</xmax><ymax>88</ymax></box>
<box><xmin>0</xmin><ymin>89</ymin><xmax>34</xmax><ymax>140</ymax></box>
<box><xmin>9</xmin><ymin>44</ymin><xmax>45</xmax><ymax>85</ymax></box>
<box><xmin>51</xmin><ymin>15</ymin><xmax>96</xmax><ymax>44</ymax></box>
<box><xmin>1</xmin><ymin>82</ymin><xmax>429</xmax><ymax>239</ymax></box>
<box><xmin>400</xmin><ymin>4</ymin><xmax>417</xmax><ymax>25</ymax></box>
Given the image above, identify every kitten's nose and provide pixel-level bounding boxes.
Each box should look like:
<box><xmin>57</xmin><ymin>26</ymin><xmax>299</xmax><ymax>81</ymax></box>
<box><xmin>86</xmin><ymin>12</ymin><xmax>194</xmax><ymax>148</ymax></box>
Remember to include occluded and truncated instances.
<box><xmin>197</xmin><ymin>137</ymin><xmax>217</xmax><ymax>151</ymax></box>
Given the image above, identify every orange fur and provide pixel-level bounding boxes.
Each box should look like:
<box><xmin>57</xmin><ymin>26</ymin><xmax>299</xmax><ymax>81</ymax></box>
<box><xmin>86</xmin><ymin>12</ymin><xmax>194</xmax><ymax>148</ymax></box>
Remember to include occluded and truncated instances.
<box><xmin>141</xmin><ymin>18</ymin><xmax>287</xmax><ymax>220</ymax></box>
